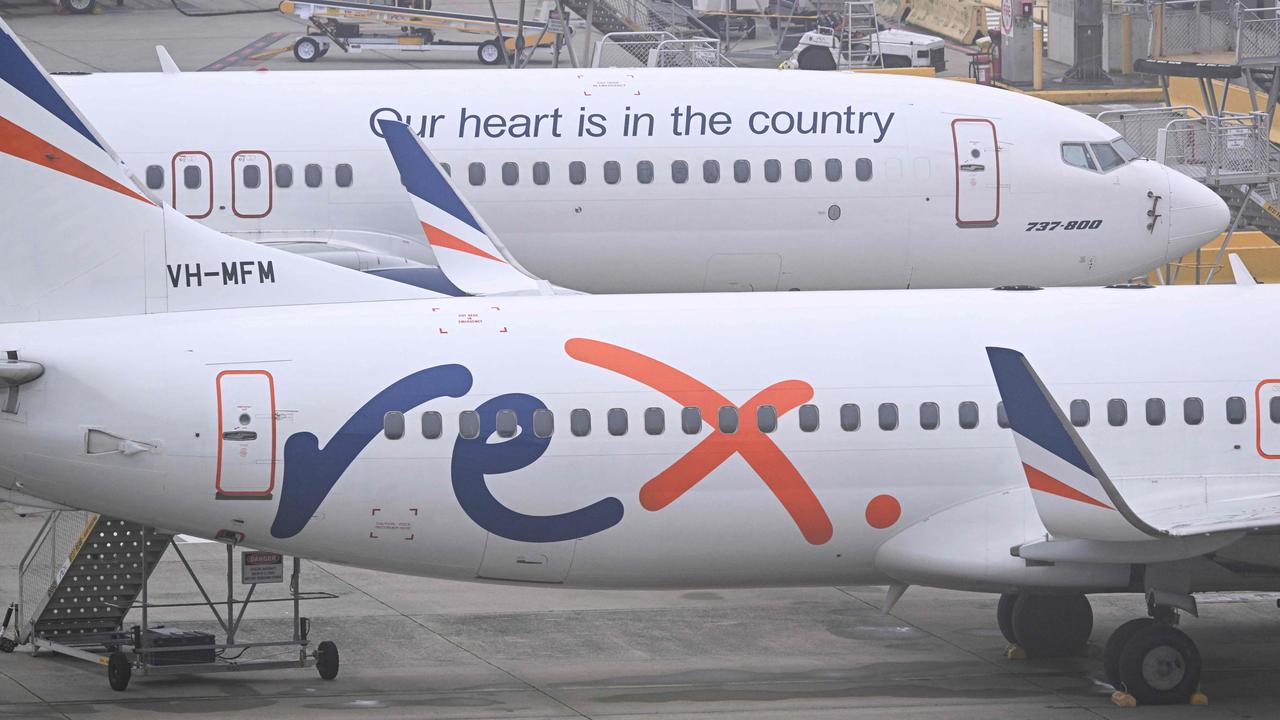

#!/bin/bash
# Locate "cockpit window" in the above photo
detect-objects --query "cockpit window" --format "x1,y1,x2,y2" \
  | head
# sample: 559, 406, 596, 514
1061, 143, 1096, 171
1113, 137, 1140, 162
1091, 142, 1125, 171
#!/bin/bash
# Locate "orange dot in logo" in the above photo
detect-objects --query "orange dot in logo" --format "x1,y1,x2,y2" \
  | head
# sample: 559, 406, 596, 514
865, 494, 901, 529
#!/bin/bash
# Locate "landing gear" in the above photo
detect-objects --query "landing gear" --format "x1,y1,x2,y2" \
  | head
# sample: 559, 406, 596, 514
1104, 617, 1202, 705
1000, 593, 1092, 657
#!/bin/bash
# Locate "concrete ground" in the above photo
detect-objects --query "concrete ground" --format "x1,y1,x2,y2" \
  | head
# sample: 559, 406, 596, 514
1, 511, 1280, 719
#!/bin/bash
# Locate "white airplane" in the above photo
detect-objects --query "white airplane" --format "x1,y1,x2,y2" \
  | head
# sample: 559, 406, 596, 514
50, 65, 1228, 293
2, 23, 1277, 707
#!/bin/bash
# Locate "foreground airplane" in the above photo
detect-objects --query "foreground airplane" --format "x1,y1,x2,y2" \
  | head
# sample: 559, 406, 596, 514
1, 23, 1275, 706
51, 65, 1228, 292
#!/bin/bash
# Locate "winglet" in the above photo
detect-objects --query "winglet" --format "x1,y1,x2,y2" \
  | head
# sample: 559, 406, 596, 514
986, 347, 1159, 541
378, 119, 554, 296
156, 45, 181, 73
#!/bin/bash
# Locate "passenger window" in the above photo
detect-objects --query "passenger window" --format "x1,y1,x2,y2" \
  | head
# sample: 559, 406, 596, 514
1227, 396, 1247, 424
825, 158, 842, 182
275, 163, 293, 188
878, 403, 898, 431
496, 409, 518, 438
1270, 396, 1280, 424
1061, 143, 1097, 171
1183, 397, 1204, 425
840, 403, 860, 431
1146, 398, 1166, 426
1090, 142, 1125, 171
335, 163, 353, 188
502, 162, 519, 186
671, 160, 689, 184
570, 408, 591, 436
644, 407, 664, 435
304, 163, 322, 188
421, 411, 442, 439
958, 401, 979, 429
533, 161, 550, 185
794, 159, 812, 182
604, 160, 621, 185
243, 164, 261, 190
919, 402, 939, 430
533, 408, 554, 438
145, 165, 164, 190
459, 410, 480, 439
383, 411, 405, 440
468, 162, 485, 186
734, 159, 750, 183
637, 160, 654, 184
703, 159, 720, 183
607, 408, 628, 436
764, 159, 781, 183
855, 158, 873, 181
1107, 399, 1127, 427
183, 165, 201, 190
718, 406, 738, 434
569, 161, 586, 185
1070, 399, 1090, 427
799, 404, 819, 432
682, 407, 702, 434
997, 401, 1009, 428
757, 404, 777, 433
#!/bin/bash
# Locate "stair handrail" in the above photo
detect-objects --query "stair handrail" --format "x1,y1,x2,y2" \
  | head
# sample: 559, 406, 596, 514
15, 510, 97, 643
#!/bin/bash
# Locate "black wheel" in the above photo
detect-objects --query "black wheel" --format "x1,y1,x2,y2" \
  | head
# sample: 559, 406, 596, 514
0, 637, 15, 653
1010, 593, 1092, 658
316, 640, 339, 680
477, 39, 504, 66
1116, 623, 1201, 705
796, 45, 837, 71
1103, 618, 1155, 689
107, 651, 131, 691
996, 593, 1019, 645
63, 0, 96, 13
293, 36, 322, 63
318, 44, 330, 58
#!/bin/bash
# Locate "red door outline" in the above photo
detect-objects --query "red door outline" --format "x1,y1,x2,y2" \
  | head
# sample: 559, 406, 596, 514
1255, 379, 1280, 459
215, 370, 277, 498
952, 118, 1001, 226
231, 150, 273, 219
171, 151, 214, 219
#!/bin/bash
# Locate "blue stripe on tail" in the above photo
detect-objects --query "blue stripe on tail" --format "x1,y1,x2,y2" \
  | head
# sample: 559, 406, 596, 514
378, 119, 483, 233
0, 29, 103, 150
986, 347, 1093, 477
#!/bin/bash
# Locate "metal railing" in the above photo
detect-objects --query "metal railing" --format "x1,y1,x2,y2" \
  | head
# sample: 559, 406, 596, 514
593, 31, 730, 66
16, 510, 97, 643
1236, 3, 1280, 64
1150, 0, 1236, 59
1159, 111, 1274, 182
1098, 106, 1204, 159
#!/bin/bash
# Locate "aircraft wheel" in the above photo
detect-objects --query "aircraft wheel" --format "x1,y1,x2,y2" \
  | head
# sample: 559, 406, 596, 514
478, 40, 504, 66
62, 0, 96, 13
796, 45, 837, 71
1103, 617, 1154, 689
294, 36, 322, 63
1116, 623, 1200, 705
316, 640, 339, 680
107, 651, 131, 691
1010, 593, 1092, 657
996, 593, 1019, 645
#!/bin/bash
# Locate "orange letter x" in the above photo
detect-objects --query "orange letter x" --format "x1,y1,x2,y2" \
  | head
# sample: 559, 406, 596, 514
565, 338, 833, 545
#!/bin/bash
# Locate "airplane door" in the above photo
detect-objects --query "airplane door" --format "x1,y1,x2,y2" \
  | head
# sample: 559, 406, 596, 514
1257, 380, 1280, 458
952, 119, 1000, 226
231, 151, 272, 219
215, 370, 277, 500
172, 151, 213, 219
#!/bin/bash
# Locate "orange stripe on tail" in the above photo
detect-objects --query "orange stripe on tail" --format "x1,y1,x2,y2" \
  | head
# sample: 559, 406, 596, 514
0, 116, 152, 205
421, 221, 505, 263
1023, 463, 1112, 510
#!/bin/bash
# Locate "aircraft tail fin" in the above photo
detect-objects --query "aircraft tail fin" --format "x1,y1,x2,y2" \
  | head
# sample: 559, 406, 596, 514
986, 347, 1155, 542
379, 119, 554, 296
0, 19, 431, 323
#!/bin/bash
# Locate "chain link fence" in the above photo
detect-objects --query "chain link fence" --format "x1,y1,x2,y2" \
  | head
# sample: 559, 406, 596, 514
17, 511, 97, 643
593, 31, 729, 66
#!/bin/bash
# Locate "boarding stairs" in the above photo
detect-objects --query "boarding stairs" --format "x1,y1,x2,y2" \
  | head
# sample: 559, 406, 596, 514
10, 512, 172, 646
561, 0, 717, 40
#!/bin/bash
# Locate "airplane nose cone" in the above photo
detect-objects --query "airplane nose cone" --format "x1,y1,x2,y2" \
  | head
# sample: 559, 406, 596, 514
1166, 168, 1230, 260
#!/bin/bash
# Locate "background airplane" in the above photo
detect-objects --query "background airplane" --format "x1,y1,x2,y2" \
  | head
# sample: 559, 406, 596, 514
51, 67, 1228, 293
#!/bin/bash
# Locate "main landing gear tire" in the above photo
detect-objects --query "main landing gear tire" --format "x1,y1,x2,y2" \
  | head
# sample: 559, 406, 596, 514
996, 593, 1019, 645
1103, 617, 1155, 689
1115, 623, 1201, 705
316, 640, 340, 680
477, 39, 504, 66
1009, 593, 1092, 657
107, 651, 131, 691
294, 36, 322, 63
796, 45, 837, 71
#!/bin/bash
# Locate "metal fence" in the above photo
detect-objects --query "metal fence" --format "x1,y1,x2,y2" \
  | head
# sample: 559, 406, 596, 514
1098, 106, 1204, 159
1236, 3, 1280, 63
17, 511, 97, 643
1150, 0, 1236, 58
593, 31, 729, 67
1100, 106, 1274, 183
